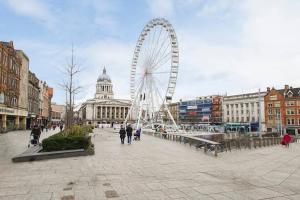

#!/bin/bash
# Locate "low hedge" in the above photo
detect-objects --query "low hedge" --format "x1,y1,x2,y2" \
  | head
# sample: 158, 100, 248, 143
42, 134, 90, 152
42, 125, 95, 152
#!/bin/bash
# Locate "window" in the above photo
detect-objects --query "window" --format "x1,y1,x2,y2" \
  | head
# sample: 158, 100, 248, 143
269, 116, 272, 120
287, 118, 295, 125
286, 109, 295, 115
268, 108, 272, 115
270, 95, 277, 100
286, 101, 295, 106
298, 109, 300, 115
241, 110, 244, 114
235, 104, 238, 108
298, 119, 300, 125
227, 111, 229, 115
268, 103, 272, 107
287, 91, 293, 97
247, 117, 250, 122
274, 101, 280, 107
241, 117, 244, 122
275, 108, 280, 115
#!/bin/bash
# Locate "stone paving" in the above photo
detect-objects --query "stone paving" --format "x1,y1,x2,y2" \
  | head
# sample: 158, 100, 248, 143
1, 128, 300, 200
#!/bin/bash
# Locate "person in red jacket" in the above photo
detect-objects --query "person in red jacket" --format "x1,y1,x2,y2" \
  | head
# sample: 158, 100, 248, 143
281, 133, 292, 147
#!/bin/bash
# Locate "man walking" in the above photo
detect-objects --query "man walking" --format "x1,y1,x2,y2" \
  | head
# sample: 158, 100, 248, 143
126, 124, 133, 144
119, 125, 126, 144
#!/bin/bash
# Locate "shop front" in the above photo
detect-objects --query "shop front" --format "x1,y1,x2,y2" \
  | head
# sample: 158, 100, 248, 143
0, 106, 27, 133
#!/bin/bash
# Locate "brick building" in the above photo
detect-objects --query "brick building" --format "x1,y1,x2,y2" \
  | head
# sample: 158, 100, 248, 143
264, 85, 300, 135
0, 41, 27, 132
211, 96, 222, 125
167, 102, 179, 124
27, 71, 40, 128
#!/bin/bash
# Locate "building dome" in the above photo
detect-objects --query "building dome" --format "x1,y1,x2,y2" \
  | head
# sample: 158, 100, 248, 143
97, 67, 111, 82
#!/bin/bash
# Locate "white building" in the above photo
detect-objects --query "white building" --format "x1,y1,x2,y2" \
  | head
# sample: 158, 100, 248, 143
79, 67, 131, 127
222, 91, 266, 131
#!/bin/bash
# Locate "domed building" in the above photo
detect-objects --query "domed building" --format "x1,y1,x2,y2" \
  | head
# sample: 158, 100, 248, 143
79, 67, 131, 127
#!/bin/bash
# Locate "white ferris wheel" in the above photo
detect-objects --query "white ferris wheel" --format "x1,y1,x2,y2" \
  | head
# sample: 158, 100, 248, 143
125, 18, 179, 131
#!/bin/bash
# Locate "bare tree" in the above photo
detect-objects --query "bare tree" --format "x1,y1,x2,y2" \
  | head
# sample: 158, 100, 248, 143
59, 45, 81, 128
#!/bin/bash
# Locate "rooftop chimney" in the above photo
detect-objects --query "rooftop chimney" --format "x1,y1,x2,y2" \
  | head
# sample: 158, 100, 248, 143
267, 87, 270, 92
284, 85, 289, 90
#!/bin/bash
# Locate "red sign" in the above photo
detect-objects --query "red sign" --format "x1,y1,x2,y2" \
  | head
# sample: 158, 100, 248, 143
188, 111, 197, 116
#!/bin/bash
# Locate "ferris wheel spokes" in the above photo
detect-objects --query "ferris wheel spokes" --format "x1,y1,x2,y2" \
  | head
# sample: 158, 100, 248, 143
125, 18, 179, 131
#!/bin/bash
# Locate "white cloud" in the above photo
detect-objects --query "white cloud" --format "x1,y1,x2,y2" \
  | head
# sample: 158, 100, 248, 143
172, 0, 300, 100
75, 39, 134, 103
6, 0, 55, 28
146, 0, 174, 17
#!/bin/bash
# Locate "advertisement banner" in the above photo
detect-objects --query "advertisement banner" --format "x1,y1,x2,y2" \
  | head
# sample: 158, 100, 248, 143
187, 105, 197, 110
188, 111, 197, 116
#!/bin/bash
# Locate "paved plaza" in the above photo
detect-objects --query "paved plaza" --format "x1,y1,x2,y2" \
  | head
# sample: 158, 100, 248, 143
1, 129, 300, 200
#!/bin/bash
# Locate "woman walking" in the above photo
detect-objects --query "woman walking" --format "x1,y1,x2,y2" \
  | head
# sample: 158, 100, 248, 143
119, 125, 126, 144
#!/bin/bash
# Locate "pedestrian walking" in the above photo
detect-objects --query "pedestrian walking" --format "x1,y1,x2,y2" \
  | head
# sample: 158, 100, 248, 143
126, 124, 133, 144
281, 133, 292, 147
59, 124, 64, 132
119, 125, 126, 144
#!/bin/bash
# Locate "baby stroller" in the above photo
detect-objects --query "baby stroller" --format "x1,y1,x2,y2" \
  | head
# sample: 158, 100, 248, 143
28, 126, 41, 148
133, 128, 141, 141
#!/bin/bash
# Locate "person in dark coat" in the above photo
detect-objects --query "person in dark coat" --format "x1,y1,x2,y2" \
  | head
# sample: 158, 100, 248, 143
119, 125, 126, 144
126, 124, 133, 144
31, 124, 41, 145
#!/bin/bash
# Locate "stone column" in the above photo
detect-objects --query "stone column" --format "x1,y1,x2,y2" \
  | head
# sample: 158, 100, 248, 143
100, 106, 103, 119
114, 107, 117, 119
21, 117, 26, 130
15, 116, 20, 129
249, 103, 252, 123
105, 107, 107, 119
123, 107, 126, 120
110, 107, 112, 119
2, 114, 7, 132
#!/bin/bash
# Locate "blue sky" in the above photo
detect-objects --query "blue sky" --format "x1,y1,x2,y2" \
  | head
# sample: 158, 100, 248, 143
1, 0, 300, 105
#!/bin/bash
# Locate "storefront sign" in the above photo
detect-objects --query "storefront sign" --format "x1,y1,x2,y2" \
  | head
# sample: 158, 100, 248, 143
0, 107, 15, 114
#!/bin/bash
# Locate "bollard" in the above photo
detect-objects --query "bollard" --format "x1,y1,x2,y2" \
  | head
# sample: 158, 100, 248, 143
204, 143, 208, 153
214, 145, 218, 157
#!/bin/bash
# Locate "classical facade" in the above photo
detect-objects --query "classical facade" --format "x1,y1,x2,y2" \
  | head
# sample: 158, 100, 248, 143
222, 91, 266, 132
79, 67, 131, 126
264, 85, 300, 135
0, 41, 27, 132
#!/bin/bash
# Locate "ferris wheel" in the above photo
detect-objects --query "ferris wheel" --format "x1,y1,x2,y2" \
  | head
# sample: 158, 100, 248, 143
125, 18, 179, 131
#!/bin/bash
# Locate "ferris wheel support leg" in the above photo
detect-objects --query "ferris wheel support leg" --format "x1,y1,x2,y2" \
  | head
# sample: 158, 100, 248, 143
164, 103, 179, 131
124, 104, 133, 126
